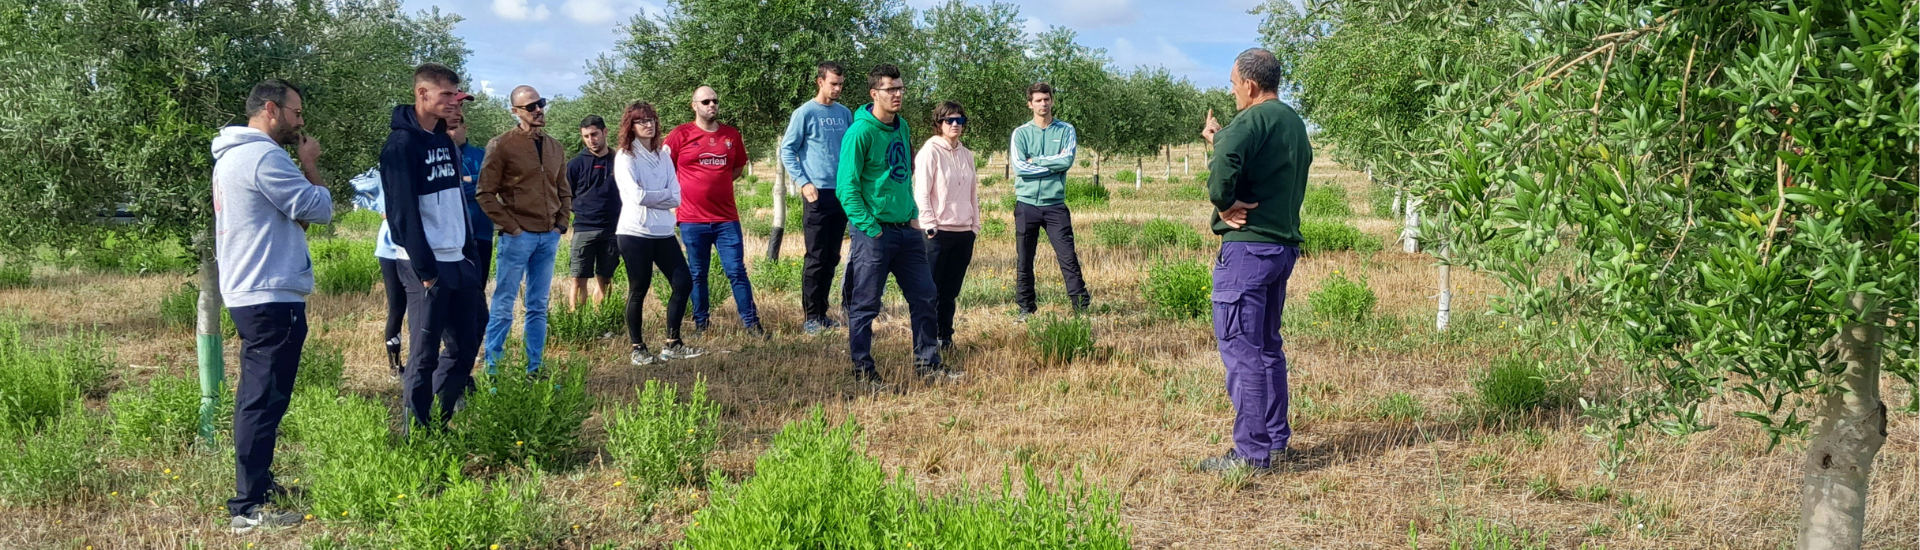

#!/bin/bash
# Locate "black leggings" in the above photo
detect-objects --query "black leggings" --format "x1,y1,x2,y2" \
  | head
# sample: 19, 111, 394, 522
618, 234, 693, 347
379, 257, 406, 344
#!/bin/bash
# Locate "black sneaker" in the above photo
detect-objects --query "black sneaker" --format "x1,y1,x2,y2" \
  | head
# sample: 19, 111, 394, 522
385, 337, 403, 376
231, 507, 303, 534
266, 481, 306, 502
822, 317, 843, 329
692, 322, 709, 335
937, 338, 956, 351
744, 324, 771, 341
1197, 451, 1269, 473
851, 369, 893, 392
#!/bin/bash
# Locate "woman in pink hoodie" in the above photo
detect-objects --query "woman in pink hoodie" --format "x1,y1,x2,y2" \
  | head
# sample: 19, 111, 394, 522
913, 100, 980, 350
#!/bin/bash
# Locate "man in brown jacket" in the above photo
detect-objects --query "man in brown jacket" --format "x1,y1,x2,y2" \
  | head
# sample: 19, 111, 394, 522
478, 84, 572, 375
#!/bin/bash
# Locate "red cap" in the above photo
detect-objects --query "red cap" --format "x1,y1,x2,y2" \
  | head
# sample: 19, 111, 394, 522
456, 91, 476, 102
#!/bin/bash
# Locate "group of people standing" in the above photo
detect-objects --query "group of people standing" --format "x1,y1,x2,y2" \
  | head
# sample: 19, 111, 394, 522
209, 48, 1310, 533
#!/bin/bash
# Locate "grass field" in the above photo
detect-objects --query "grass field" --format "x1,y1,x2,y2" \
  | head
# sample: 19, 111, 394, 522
0, 144, 1913, 549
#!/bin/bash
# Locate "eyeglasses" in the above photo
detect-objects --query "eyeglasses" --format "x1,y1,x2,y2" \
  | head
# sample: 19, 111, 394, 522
940, 117, 966, 126
517, 99, 548, 112
698, 99, 718, 106
872, 86, 906, 95
636, 118, 658, 126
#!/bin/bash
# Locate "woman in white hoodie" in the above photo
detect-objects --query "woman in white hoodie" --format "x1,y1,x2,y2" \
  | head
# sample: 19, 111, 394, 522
912, 100, 981, 350
613, 102, 703, 365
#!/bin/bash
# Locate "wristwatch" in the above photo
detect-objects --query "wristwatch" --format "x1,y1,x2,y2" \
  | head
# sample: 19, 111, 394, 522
926, 229, 937, 238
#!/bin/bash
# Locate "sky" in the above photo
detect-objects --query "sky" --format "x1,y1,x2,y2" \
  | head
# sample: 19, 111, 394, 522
398, 0, 1272, 99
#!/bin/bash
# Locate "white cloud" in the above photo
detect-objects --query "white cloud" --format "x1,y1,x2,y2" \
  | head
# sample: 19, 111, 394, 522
492, 0, 550, 21
1054, 0, 1138, 29
1111, 36, 1205, 74
561, 0, 616, 23
1022, 15, 1047, 36
479, 80, 498, 96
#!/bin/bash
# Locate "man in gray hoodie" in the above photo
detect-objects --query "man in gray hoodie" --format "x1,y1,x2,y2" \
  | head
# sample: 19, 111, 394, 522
211, 78, 333, 533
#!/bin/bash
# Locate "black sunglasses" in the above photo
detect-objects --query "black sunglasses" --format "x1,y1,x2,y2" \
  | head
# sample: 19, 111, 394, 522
517, 99, 548, 112
940, 116, 967, 126
698, 99, 718, 106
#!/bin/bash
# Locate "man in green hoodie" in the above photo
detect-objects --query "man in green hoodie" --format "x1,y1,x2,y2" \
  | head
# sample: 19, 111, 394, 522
837, 64, 954, 385
1009, 82, 1090, 319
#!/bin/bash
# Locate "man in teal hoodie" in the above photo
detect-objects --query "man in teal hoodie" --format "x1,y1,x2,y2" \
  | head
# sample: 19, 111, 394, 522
837, 63, 954, 385
1008, 82, 1090, 319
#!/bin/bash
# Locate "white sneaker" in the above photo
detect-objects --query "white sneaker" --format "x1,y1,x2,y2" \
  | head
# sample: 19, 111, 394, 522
231, 508, 303, 534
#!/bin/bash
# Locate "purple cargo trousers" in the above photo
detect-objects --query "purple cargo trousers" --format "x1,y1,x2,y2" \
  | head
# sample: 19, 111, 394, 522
1212, 241, 1299, 468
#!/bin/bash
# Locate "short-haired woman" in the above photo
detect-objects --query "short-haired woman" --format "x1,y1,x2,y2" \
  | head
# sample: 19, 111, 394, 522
613, 101, 703, 365
912, 100, 980, 351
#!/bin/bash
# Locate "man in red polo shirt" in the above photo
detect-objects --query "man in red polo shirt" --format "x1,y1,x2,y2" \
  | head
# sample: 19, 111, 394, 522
664, 85, 763, 337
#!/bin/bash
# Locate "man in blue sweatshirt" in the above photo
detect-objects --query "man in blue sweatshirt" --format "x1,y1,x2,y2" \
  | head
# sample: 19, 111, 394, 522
381, 63, 482, 431
780, 61, 855, 335
212, 79, 333, 533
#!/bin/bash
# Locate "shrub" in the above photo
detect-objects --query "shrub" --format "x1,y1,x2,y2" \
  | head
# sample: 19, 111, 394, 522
1299, 221, 1382, 254
335, 208, 383, 233
980, 174, 1002, 187
292, 390, 460, 523
1171, 183, 1208, 201
390, 472, 554, 550
1087, 220, 1135, 249
449, 366, 592, 469
1474, 355, 1552, 414
751, 256, 802, 294
75, 231, 192, 274
547, 296, 625, 343
1114, 169, 1137, 182
1137, 218, 1203, 253
1368, 184, 1396, 219
297, 339, 347, 393
1309, 273, 1377, 323
0, 314, 110, 430
980, 217, 1008, 238
605, 377, 721, 500
0, 404, 103, 504
311, 238, 379, 294
1064, 180, 1110, 209
110, 374, 220, 456
1028, 315, 1095, 363
0, 262, 28, 289
1301, 184, 1353, 219
1144, 261, 1211, 319
681, 410, 1131, 549
1193, 170, 1210, 183
158, 283, 235, 335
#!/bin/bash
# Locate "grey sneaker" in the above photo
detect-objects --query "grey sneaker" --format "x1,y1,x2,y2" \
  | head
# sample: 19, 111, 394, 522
1197, 451, 1269, 473
659, 342, 706, 361
231, 508, 303, 534
915, 363, 965, 382
630, 346, 660, 366
1015, 311, 1033, 324
803, 318, 828, 336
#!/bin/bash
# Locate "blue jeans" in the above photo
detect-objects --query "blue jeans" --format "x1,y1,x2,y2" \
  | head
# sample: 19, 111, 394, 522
845, 225, 940, 374
1212, 242, 1299, 467
679, 221, 759, 328
485, 230, 560, 373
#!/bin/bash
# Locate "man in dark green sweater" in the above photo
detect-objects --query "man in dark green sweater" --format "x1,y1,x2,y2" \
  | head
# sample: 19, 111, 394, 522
837, 63, 954, 385
1198, 48, 1313, 472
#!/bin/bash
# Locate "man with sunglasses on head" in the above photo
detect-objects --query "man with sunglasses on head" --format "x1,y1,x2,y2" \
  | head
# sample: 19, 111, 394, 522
477, 85, 573, 376
380, 63, 482, 432
666, 86, 764, 338
839, 64, 952, 386
779, 61, 854, 336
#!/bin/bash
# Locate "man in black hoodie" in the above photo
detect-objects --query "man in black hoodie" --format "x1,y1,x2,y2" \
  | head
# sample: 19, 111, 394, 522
380, 63, 481, 431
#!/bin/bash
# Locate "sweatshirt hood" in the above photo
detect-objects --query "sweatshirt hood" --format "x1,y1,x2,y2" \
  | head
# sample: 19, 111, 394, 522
211, 126, 279, 160
390, 104, 446, 134
922, 136, 960, 152
853, 103, 902, 132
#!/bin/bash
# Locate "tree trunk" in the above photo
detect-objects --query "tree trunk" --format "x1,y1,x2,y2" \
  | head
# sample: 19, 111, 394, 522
1434, 203, 1450, 331
1184, 154, 1189, 176
1135, 157, 1143, 190
1093, 151, 1101, 187
194, 241, 225, 445
1163, 145, 1171, 182
1401, 193, 1421, 253
767, 164, 786, 260
1003, 151, 1010, 182
1797, 292, 1888, 550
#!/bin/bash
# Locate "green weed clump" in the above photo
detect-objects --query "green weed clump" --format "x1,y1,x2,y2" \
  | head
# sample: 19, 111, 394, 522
1299, 221, 1382, 254
1171, 183, 1208, 201
1114, 169, 1137, 182
1309, 273, 1377, 323
334, 208, 383, 233
390, 472, 554, 550
449, 366, 592, 469
751, 257, 802, 294
547, 296, 625, 343
292, 390, 452, 522
109, 374, 219, 456
981, 217, 1008, 238
680, 410, 1131, 549
1367, 184, 1396, 219
1136, 219, 1203, 253
0, 262, 28, 289
1064, 179, 1110, 209
69, 231, 192, 274
158, 283, 236, 335
605, 377, 721, 500
297, 340, 347, 393
1143, 261, 1211, 319
1371, 392, 1427, 422
311, 238, 379, 294
1301, 184, 1353, 219
0, 404, 103, 504
1028, 315, 1096, 363
0, 314, 110, 430
1087, 220, 1135, 249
